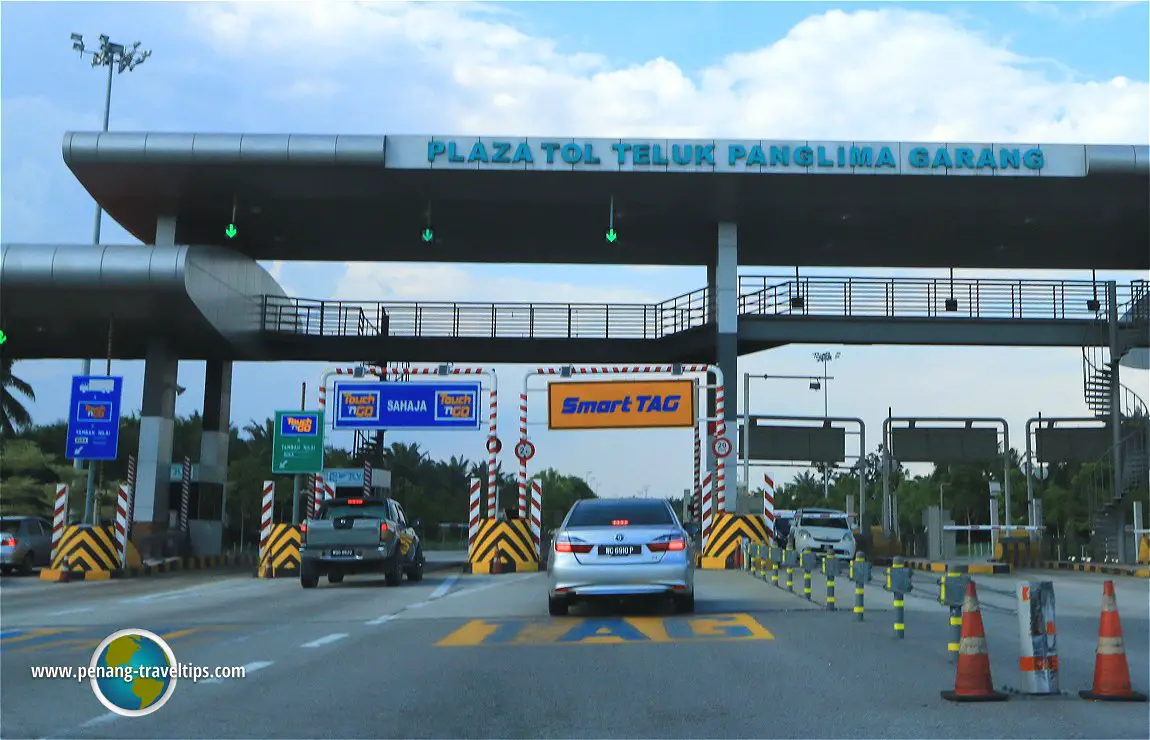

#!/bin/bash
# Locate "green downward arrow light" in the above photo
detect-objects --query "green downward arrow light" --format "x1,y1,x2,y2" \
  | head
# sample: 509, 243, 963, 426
225, 224, 237, 239
605, 228, 618, 243
421, 228, 434, 243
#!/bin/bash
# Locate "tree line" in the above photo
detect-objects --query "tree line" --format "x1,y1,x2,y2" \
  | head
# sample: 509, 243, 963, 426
0, 413, 602, 547
756, 446, 1148, 546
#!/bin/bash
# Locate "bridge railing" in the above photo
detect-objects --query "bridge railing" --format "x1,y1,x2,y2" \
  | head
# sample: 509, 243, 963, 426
262, 297, 381, 336
737, 275, 1135, 320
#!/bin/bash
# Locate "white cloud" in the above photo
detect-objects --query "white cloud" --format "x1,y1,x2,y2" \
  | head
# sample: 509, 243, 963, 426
331, 263, 662, 304
186, 3, 1148, 143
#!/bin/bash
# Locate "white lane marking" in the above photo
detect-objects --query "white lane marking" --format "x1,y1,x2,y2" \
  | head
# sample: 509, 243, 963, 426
120, 581, 243, 604
202, 660, 273, 684
444, 573, 538, 599
45, 607, 93, 617
366, 614, 397, 626
429, 575, 458, 600
300, 633, 348, 648
406, 601, 429, 609
79, 713, 119, 728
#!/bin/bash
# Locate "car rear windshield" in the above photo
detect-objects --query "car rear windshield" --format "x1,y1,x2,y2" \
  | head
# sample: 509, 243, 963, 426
566, 502, 675, 527
321, 504, 389, 520
799, 515, 850, 529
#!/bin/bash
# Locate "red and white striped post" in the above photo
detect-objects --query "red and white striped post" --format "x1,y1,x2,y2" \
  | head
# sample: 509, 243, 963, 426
114, 484, 131, 568
763, 472, 777, 544
487, 387, 499, 518
701, 471, 715, 549
518, 390, 529, 519
521, 365, 726, 512
693, 420, 702, 520
126, 454, 137, 541
363, 460, 373, 497
311, 473, 324, 518
714, 375, 728, 512
529, 479, 543, 557
180, 457, 192, 532
259, 481, 275, 564
468, 477, 482, 554
50, 484, 68, 563
318, 364, 500, 515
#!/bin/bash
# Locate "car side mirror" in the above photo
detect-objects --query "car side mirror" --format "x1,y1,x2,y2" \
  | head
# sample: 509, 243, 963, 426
411, 518, 421, 528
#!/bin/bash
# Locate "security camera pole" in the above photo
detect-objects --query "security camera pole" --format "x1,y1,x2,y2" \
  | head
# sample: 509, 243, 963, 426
70, 33, 152, 523
812, 351, 842, 499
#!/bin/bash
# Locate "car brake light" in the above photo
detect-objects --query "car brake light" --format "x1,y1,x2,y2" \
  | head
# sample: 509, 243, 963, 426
1, 535, 16, 547
647, 535, 686, 552
380, 522, 390, 536
299, 521, 307, 544
611, 519, 629, 526
347, 499, 364, 505
555, 535, 592, 554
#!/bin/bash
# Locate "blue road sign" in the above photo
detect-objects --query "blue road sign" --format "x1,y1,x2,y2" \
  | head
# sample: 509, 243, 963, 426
66, 375, 123, 461
332, 381, 482, 431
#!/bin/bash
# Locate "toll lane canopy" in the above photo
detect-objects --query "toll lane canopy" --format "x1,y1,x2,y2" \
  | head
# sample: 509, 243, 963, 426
63, 133, 1149, 269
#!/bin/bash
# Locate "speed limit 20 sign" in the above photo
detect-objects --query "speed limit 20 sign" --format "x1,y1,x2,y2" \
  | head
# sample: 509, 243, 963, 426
711, 436, 733, 459
515, 439, 536, 462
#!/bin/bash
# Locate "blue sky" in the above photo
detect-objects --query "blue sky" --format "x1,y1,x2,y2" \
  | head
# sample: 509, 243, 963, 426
2, 1, 1148, 501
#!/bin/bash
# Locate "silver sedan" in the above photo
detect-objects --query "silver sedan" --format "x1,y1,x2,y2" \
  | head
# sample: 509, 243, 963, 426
547, 498, 694, 615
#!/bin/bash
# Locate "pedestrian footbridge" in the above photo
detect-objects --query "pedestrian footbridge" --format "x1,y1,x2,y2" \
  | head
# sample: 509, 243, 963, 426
258, 275, 1150, 362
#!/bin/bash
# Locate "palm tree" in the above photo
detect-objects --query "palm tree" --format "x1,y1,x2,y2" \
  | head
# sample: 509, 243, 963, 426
0, 358, 35, 438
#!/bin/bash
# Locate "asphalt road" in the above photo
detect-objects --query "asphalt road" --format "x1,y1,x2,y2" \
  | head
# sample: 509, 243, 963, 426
2, 560, 1147, 739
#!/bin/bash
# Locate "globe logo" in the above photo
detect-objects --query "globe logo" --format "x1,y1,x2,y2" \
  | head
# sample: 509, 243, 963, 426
89, 629, 178, 717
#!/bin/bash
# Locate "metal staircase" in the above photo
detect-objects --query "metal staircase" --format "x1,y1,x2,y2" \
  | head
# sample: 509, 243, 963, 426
1084, 280, 1150, 562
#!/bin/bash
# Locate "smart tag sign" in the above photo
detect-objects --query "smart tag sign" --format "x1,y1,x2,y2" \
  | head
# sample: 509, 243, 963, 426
272, 411, 325, 473
66, 375, 123, 461
333, 381, 482, 431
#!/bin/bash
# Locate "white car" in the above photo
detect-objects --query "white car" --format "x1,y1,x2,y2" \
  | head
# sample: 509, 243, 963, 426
787, 508, 856, 559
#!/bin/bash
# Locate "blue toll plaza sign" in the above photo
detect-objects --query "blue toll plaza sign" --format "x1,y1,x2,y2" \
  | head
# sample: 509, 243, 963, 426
332, 381, 482, 431
66, 375, 123, 461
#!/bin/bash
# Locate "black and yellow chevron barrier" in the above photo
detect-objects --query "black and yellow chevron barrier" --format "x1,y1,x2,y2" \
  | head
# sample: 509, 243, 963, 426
701, 513, 770, 570
258, 524, 302, 578
467, 519, 539, 575
40, 525, 260, 582
39, 525, 141, 581
1006, 559, 1150, 578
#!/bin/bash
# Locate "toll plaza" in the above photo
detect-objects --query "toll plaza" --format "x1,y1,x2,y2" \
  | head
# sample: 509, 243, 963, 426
1, 133, 1147, 565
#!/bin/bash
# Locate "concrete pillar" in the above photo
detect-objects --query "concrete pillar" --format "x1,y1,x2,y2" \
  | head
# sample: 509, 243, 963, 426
155, 214, 177, 248
706, 222, 739, 513
199, 360, 233, 519
1107, 281, 1126, 563
134, 340, 178, 533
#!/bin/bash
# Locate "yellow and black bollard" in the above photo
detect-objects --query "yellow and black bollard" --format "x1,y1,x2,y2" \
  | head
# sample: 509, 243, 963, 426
884, 555, 912, 639
769, 546, 780, 588
825, 557, 838, 611
801, 550, 815, 601
850, 553, 869, 622
785, 547, 795, 593
937, 569, 968, 663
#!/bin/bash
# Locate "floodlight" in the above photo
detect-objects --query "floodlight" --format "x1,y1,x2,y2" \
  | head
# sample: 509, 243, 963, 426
810, 380, 821, 391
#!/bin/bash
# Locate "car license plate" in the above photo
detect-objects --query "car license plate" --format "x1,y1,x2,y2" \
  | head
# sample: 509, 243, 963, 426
599, 545, 641, 557
329, 548, 356, 557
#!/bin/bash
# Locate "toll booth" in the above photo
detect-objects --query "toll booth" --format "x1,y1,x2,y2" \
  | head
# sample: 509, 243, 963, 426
322, 468, 393, 498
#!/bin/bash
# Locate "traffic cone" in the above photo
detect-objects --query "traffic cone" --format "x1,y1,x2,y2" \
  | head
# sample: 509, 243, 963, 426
490, 547, 503, 575
941, 580, 1008, 702
1079, 580, 1148, 702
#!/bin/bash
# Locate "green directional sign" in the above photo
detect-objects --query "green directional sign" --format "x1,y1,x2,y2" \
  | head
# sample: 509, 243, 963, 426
272, 410, 325, 474
421, 228, 434, 242
225, 224, 237, 238
605, 228, 618, 243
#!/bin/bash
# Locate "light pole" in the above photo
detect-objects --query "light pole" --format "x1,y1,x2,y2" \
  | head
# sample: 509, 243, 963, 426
70, 33, 152, 523
811, 351, 841, 498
